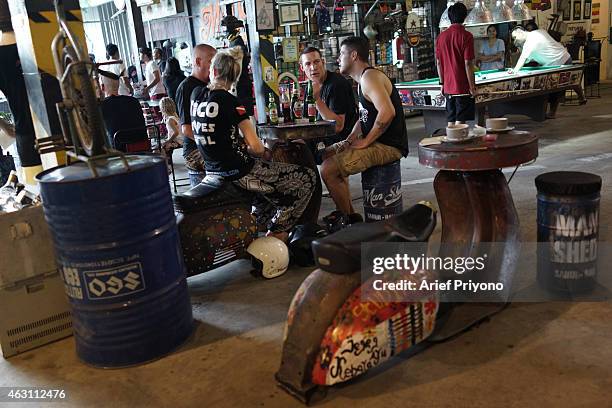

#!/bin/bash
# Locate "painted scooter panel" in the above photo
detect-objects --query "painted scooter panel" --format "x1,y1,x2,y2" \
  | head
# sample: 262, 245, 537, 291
312, 272, 438, 385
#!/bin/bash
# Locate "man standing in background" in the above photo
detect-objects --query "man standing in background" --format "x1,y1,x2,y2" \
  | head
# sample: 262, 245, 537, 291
153, 47, 167, 75
140, 46, 167, 100
175, 44, 216, 186
435, 2, 477, 126
104, 43, 133, 96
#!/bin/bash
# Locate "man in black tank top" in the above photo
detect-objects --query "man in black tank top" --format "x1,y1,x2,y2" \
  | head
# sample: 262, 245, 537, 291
320, 36, 407, 219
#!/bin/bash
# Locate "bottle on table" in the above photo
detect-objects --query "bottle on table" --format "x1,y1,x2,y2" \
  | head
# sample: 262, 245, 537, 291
306, 80, 317, 123
292, 86, 303, 120
268, 93, 279, 125
280, 87, 292, 124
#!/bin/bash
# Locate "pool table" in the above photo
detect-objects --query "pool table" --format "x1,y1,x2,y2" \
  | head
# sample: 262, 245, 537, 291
396, 65, 585, 134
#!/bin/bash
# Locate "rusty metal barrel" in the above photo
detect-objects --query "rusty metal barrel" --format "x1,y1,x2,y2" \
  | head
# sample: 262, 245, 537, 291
37, 155, 193, 367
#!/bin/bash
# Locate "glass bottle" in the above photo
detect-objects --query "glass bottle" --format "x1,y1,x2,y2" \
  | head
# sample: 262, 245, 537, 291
268, 93, 279, 125
292, 86, 303, 120
280, 87, 292, 124
306, 81, 317, 123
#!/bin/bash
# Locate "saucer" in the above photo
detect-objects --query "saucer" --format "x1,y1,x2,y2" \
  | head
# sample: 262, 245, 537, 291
485, 126, 515, 133
442, 134, 482, 143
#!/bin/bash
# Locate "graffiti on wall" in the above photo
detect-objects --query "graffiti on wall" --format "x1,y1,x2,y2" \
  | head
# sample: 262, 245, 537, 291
200, 0, 248, 44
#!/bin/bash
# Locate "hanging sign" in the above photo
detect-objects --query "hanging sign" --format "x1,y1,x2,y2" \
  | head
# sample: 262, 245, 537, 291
405, 13, 421, 33
282, 37, 299, 62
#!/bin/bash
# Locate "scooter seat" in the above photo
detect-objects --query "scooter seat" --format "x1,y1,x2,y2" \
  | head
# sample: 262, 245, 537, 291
312, 203, 437, 274
173, 175, 251, 214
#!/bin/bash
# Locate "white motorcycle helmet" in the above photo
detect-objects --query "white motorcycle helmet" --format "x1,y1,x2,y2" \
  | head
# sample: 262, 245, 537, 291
247, 236, 289, 279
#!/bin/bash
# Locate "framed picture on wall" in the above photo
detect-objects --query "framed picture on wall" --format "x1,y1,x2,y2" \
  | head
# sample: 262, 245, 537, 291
583, 0, 592, 19
255, 0, 275, 31
278, 1, 302, 26
573, 0, 582, 20
562, 5, 571, 20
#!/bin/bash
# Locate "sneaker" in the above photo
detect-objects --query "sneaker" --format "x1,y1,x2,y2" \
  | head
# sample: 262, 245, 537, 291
324, 211, 363, 234
322, 210, 343, 225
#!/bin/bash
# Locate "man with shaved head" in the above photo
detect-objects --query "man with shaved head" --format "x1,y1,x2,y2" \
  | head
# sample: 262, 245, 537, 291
175, 43, 216, 185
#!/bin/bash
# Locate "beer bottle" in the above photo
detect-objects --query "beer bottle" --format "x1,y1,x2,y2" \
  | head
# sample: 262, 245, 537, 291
292, 86, 303, 120
268, 93, 279, 125
280, 87, 292, 124
306, 81, 317, 123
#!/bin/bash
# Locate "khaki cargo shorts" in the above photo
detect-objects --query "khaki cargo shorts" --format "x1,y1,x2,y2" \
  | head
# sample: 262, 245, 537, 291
333, 142, 402, 178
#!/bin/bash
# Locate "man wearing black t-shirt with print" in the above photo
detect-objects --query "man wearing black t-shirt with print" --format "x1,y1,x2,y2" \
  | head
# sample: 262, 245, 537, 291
175, 43, 216, 186
300, 46, 357, 164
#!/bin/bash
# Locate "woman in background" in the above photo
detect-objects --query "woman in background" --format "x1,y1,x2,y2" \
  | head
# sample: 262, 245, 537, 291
478, 25, 505, 71
159, 97, 183, 158
162, 57, 186, 102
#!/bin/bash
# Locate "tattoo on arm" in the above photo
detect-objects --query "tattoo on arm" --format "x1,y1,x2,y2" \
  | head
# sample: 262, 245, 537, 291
375, 119, 391, 132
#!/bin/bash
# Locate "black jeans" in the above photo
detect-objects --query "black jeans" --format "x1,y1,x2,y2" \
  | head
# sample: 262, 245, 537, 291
0, 44, 40, 167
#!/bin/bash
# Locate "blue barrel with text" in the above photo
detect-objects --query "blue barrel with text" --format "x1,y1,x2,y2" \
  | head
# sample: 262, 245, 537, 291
361, 160, 403, 222
37, 155, 193, 367
536, 172, 601, 294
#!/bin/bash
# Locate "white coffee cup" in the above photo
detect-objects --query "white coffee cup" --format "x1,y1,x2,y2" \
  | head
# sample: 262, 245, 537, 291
446, 124, 469, 140
486, 118, 508, 130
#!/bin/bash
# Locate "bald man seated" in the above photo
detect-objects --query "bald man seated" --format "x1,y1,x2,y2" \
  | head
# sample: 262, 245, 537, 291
100, 73, 146, 150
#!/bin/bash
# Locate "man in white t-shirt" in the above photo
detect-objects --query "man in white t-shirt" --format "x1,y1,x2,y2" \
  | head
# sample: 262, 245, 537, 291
510, 27, 571, 72
510, 26, 586, 118
139, 47, 167, 100
105, 43, 133, 96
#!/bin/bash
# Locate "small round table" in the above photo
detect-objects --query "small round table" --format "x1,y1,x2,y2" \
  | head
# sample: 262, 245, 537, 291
257, 120, 336, 224
418, 131, 538, 339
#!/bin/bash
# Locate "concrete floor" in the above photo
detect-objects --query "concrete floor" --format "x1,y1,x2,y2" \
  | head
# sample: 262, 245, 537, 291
2, 85, 612, 407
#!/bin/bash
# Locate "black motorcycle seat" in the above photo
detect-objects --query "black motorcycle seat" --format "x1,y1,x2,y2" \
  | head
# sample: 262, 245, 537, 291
312, 203, 437, 274
173, 177, 251, 214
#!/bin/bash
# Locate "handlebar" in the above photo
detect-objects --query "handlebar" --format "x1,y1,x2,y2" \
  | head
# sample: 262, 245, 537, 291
54, 0, 88, 63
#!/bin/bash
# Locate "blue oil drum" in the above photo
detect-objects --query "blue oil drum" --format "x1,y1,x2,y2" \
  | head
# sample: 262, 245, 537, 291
36, 155, 193, 367
361, 160, 403, 222
536, 171, 601, 294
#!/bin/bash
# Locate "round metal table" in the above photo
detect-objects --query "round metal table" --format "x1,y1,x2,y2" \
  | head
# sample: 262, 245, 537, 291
418, 130, 538, 339
257, 120, 336, 224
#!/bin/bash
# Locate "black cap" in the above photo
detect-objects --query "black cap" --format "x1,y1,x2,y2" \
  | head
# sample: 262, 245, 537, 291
221, 15, 244, 29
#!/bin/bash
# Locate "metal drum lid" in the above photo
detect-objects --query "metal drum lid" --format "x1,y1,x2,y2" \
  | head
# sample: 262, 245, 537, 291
36, 155, 163, 183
